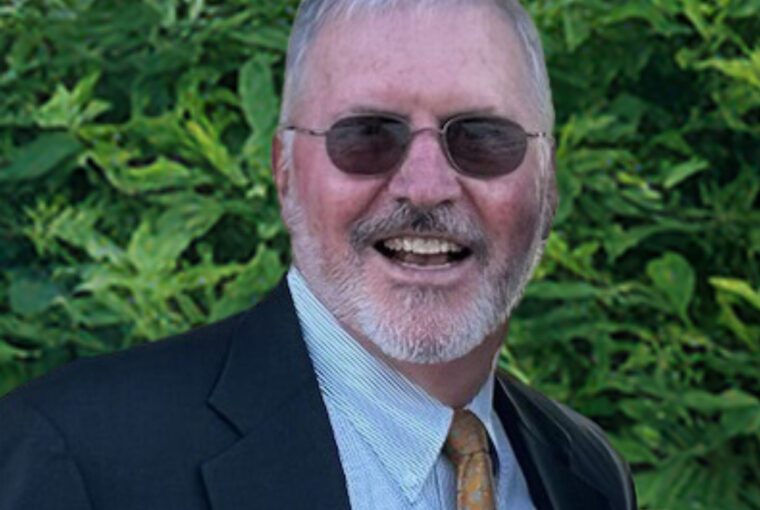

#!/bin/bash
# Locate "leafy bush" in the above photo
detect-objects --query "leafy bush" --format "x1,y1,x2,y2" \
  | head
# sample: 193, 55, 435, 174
0, 1, 758, 508
506, 1, 760, 508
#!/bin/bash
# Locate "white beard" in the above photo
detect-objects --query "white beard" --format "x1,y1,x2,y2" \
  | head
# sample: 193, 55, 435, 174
282, 187, 545, 364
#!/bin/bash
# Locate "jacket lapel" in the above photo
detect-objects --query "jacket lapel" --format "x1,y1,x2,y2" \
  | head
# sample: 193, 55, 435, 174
201, 281, 351, 510
495, 375, 612, 510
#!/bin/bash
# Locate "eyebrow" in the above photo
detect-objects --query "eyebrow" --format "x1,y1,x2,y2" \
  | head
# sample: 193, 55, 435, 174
445, 107, 501, 119
340, 105, 509, 122
342, 105, 410, 120
448, 106, 498, 117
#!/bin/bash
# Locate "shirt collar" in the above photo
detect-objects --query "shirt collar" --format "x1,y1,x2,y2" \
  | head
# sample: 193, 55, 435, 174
287, 267, 498, 503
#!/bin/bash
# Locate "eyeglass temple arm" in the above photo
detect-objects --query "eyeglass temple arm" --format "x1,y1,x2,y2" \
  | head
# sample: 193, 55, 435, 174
527, 132, 555, 148
281, 125, 329, 137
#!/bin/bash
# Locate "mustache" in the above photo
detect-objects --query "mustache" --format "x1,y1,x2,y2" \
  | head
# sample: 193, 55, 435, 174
349, 202, 487, 256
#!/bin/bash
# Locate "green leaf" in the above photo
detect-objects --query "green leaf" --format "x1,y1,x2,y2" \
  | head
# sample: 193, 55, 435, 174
239, 53, 279, 170
680, 389, 758, 413
600, 1, 684, 35
33, 72, 109, 129
603, 221, 699, 262
0, 342, 36, 363
562, 8, 591, 52
710, 277, 760, 311
608, 434, 658, 464
232, 26, 290, 52
662, 158, 709, 189
127, 198, 224, 275
209, 245, 285, 321
100, 156, 211, 194
682, 0, 712, 38
695, 50, 760, 89
720, 407, 760, 438
8, 272, 62, 317
48, 207, 126, 265
649, 130, 693, 156
525, 281, 602, 300
185, 120, 248, 186
713, 292, 757, 349
60, 296, 128, 328
646, 252, 695, 320
0, 132, 82, 183
553, 162, 581, 225
239, 54, 278, 136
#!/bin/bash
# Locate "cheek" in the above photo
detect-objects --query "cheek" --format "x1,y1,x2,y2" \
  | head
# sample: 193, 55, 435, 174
291, 142, 383, 243
472, 167, 544, 252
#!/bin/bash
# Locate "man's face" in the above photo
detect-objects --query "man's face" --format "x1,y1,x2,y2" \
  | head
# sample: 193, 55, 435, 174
276, 4, 553, 363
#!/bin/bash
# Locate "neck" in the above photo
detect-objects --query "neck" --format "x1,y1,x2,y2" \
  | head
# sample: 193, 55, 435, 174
353, 324, 508, 408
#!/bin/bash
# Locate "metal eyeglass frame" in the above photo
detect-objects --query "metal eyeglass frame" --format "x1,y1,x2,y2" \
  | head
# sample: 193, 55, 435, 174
280, 113, 551, 177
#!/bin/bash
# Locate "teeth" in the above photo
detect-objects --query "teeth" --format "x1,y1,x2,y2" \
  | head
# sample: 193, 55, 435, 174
382, 237, 464, 255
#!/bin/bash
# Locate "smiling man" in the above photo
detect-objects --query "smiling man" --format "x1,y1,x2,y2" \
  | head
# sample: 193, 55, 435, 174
276, 1, 552, 402
0, 1, 635, 509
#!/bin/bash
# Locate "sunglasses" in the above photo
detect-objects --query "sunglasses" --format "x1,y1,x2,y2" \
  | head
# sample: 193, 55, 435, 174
282, 114, 548, 178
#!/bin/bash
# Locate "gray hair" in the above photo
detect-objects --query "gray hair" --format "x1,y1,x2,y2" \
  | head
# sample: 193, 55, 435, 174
278, 0, 554, 132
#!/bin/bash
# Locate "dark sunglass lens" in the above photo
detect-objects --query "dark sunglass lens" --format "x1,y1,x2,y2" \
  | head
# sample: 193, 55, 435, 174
446, 118, 528, 177
325, 116, 408, 175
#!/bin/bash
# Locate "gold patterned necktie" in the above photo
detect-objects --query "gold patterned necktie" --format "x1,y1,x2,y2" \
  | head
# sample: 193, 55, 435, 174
444, 409, 496, 510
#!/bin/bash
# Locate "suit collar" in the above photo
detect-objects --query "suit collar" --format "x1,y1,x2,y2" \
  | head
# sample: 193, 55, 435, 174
202, 280, 351, 510
495, 374, 612, 510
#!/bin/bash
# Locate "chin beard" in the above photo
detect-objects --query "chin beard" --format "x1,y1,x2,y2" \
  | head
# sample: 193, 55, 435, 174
334, 240, 543, 364
290, 233, 544, 365
352, 283, 504, 364
284, 194, 545, 365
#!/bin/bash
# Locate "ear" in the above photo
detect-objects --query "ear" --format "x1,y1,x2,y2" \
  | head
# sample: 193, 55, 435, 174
271, 132, 289, 206
541, 143, 558, 241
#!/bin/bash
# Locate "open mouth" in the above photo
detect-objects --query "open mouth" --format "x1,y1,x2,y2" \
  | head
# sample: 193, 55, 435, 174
374, 236, 472, 267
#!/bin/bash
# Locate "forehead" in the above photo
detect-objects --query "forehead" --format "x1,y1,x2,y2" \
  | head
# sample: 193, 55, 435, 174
299, 4, 534, 123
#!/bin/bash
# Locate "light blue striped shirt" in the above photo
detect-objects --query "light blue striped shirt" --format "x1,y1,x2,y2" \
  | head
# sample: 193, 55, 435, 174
288, 268, 535, 509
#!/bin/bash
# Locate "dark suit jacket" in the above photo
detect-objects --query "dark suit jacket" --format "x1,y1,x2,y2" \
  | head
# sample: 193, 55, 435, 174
0, 281, 636, 510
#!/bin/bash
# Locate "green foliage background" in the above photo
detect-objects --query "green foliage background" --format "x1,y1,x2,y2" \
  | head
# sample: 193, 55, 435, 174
0, 1, 758, 508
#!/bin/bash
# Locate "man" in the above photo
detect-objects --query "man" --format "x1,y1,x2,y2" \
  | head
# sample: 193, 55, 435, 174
0, 1, 636, 509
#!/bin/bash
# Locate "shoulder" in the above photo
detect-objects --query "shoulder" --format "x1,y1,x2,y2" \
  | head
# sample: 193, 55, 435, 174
0, 282, 303, 507
0, 392, 96, 509
504, 375, 622, 459
0, 305, 263, 458
4, 308, 248, 411
498, 373, 637, 509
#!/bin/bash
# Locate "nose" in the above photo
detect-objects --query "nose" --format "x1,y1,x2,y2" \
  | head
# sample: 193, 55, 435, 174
387, 128, 462, 207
